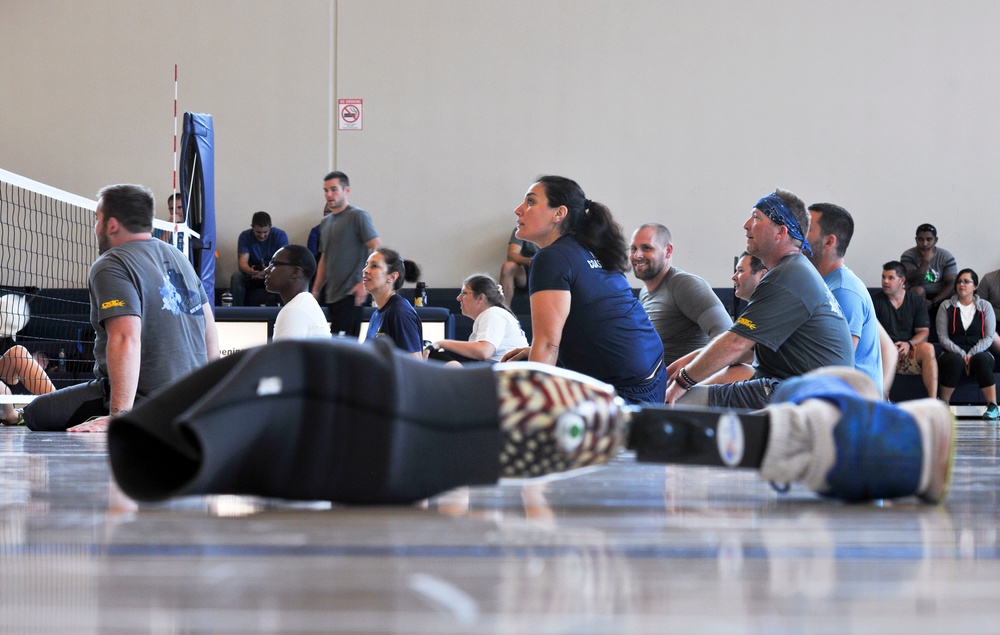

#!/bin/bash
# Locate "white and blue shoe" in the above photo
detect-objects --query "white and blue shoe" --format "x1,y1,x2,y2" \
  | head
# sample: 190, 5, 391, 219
762, 367, 954, 503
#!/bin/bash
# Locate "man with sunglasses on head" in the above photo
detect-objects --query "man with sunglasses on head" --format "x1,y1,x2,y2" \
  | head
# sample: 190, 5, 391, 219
664, 189, 853, 409
265, 245, 331, 341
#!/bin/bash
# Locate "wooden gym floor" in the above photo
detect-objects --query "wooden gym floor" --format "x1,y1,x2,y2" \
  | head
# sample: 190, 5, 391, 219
1, 419, 998, 634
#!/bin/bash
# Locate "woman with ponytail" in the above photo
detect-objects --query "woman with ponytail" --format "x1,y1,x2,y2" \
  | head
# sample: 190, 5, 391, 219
500, 176, 665, 404
427, 273, 528, 364
362, 247, 423, 358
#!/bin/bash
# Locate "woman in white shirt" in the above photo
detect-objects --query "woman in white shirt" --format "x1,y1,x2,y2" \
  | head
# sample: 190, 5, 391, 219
428, 274, 528, 363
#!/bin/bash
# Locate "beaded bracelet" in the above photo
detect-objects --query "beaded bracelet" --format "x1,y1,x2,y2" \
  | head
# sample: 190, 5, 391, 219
678, 367, 699, 390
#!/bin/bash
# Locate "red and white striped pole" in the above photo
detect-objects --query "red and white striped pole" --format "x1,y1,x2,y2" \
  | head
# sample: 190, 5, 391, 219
172, 64, 179, 229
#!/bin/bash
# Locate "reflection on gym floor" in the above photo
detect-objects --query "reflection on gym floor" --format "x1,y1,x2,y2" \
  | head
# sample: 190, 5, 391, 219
2, 422, 999, 634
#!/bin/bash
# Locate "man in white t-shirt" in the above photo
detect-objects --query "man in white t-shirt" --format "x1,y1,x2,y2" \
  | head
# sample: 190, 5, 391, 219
265, 245, 331, 341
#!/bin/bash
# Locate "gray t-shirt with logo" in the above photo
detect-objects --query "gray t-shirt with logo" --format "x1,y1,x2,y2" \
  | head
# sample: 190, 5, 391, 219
89, 238, 208, 398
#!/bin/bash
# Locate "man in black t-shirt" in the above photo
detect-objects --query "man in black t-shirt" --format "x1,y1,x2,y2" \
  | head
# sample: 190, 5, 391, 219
873, 261, 938, 399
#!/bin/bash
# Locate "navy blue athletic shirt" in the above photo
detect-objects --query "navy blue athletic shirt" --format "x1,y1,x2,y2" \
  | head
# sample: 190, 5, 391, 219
529, 235, 663, 387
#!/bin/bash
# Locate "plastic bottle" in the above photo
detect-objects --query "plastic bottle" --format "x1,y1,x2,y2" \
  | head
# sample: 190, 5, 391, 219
58, 347, 66, 369
221, 290, 233, 307
415, 282, 428, 307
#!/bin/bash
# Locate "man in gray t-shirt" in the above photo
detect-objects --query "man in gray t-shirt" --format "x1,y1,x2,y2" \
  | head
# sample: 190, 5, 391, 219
900, 223, 957, 309
664, 189, 853, 410
24, 184, 219, 432
311, 171, 381, 336
630, 223, 731, 366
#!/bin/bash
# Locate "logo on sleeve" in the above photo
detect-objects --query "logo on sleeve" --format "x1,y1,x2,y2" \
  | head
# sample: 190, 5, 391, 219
101, 299, 126, 310
736, 316, 756, 330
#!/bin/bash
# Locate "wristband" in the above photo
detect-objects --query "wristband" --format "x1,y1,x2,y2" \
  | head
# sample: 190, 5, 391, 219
677, 367, 699, 391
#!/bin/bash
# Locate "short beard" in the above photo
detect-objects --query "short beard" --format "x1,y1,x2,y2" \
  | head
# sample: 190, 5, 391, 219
632, 261, 663, 281
97, 221, 111, 255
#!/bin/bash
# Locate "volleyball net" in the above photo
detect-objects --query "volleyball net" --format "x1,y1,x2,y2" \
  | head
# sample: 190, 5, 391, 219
0, 168, 197, 404
1, 168, 96, 397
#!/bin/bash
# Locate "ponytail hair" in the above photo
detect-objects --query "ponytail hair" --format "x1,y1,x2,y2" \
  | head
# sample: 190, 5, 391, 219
535, 175, 629, 273
374, 246, 421, 292
463, 273, 515, 316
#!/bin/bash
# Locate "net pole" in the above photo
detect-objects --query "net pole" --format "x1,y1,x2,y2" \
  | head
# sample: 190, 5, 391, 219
172, 64, 179, 231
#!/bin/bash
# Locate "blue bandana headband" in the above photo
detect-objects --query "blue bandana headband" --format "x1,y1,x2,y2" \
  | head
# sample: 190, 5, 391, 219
755, 193, 812, 257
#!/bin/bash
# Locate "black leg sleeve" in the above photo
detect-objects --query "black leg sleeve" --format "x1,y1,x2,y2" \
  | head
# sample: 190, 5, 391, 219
108, 339, 501, 504
970, 351, 996, 388
23, 379, 108, 431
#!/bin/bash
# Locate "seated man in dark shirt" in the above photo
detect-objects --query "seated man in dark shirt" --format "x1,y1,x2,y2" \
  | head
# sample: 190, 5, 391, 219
873, 261, 938, 399
231, 211, 289, 306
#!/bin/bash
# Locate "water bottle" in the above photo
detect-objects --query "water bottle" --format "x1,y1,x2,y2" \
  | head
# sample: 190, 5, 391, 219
221, 290, 233, 307
58, 347, 66, 369
415, 282, 428, 307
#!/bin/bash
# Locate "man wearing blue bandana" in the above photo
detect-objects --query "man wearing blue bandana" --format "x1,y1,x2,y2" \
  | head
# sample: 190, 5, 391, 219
664, 189, 854, 409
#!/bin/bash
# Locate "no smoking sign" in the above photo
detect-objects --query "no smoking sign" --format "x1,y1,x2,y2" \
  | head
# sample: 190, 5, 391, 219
338, 98, 363, 130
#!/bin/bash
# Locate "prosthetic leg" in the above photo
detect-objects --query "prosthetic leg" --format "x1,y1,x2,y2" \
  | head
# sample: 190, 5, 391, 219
107, 339, 954, 505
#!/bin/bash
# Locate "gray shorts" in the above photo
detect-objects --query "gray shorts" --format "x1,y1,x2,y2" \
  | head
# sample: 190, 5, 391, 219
681, 377, 782, 410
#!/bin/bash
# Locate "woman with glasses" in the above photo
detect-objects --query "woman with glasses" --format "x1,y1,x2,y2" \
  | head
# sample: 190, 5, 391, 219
265, 245, 331, 341
500, 176, 665, 404
427, 274, 528, 364
362, 247, 423, 358
936, 268, 999, 419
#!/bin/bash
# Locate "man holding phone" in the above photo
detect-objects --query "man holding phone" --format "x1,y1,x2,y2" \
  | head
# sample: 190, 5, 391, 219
231, 211, 289, 306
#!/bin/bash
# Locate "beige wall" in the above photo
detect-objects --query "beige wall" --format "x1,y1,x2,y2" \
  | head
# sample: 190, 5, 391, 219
3, 0, 999, 289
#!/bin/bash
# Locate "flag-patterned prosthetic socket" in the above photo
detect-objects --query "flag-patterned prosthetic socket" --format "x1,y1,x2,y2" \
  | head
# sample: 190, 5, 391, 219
494, 364, 628, 478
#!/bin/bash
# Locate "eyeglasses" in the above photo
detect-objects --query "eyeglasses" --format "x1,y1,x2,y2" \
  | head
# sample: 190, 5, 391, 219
957, 279, 976, 285
457, 291, 473, 297
267, 261, 297, 268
